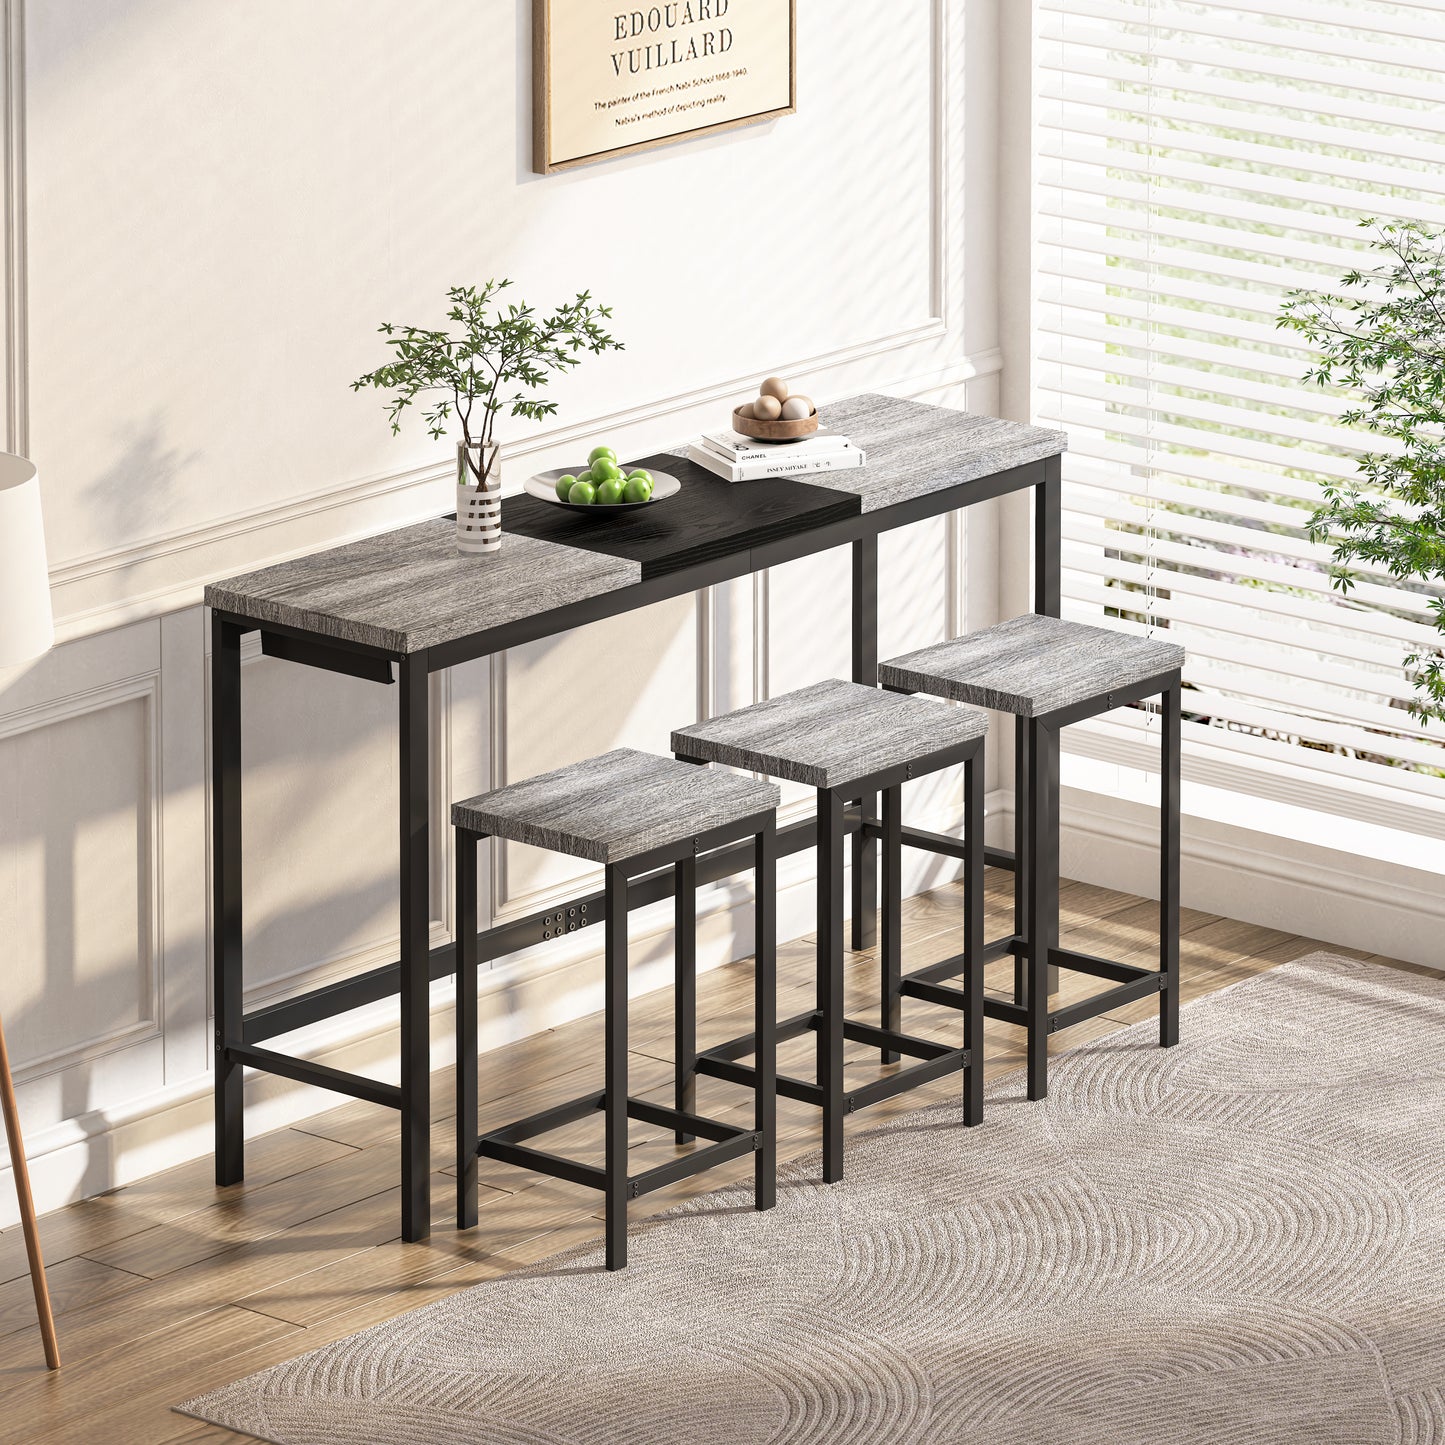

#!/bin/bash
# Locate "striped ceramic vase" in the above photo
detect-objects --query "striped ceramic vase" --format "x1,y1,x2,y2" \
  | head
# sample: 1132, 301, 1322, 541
456, 441, 501, 554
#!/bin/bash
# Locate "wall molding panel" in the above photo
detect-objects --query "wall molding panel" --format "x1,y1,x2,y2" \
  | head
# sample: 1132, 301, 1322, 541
0, 670, 162, 1082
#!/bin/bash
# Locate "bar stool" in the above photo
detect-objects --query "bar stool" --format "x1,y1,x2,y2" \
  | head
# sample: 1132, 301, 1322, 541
881, 614, 1184, 1101
452, 748, 780, 1271
673, 678, 989, 1184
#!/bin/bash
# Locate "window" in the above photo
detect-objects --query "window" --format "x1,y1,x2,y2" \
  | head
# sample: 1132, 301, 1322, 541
1034, 0, 1445, 838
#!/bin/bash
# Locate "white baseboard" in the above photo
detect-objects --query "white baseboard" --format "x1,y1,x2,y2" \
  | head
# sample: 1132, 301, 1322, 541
1, 797, 990, 1227
1013, 784, 1445, 972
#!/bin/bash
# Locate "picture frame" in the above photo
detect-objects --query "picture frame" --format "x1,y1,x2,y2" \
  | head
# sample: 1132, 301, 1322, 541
533, 0, 797, 175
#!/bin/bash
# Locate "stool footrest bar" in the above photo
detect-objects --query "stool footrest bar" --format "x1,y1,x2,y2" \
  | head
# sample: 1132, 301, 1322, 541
1047, 973, 1165, 1032
625, 1098, 740, 1144
1050, 947, 1155, 986
982, 995, 1029, 1026
485, 1090, 605, 1145
696, 1053, 826, 1105
703, 1010, 818, 1065
696, 1017, 968, 1115
841, 1018, 955, 1061
628, 1130, 760, 1199
477, 1094, 758, 1196
477, 1139, 609, 1192
848, 1049, 969, 1111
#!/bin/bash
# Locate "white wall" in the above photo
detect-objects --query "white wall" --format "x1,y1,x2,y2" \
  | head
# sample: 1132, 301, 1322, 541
0, 0, 1008, 1223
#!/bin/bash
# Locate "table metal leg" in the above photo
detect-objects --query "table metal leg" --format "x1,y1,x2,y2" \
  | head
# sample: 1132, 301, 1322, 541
851, 534, 879, 950
1034, 454, 1062, 619
399, 654, 431, 1243
212, 614, 245, 1188
456, 828, 479, 1231
1160, 679, 1182, 1048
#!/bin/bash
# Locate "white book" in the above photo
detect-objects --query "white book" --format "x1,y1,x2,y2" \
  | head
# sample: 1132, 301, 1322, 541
698, 428, 853, 463
686, 442, 867, 483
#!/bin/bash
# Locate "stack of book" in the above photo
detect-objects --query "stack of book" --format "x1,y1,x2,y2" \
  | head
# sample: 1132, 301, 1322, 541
685, 428, 866, 482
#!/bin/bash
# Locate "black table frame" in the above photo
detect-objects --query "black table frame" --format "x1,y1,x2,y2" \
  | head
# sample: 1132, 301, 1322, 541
210, 454, 1061, 1241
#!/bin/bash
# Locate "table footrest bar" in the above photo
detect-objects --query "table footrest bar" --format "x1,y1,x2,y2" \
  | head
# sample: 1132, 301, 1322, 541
1050, 947, 1155, 986
628, 1130, 761, 1199
847, 1049, 969, 1111
477, 1138, 608, 1192
485, 1090, 605, 1145
1049, 973, 1165, 1032
224, 1043, 403, 1111
841, 1018, 956, 1061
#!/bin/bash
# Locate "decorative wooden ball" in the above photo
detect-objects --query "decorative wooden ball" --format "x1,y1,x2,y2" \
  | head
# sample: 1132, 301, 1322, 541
759, 376, 789, 402
753, 394, 783, 421
780, 395, 813, 421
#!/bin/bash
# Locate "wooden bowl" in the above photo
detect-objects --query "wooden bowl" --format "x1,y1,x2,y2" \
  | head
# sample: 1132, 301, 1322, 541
732, 406, 819, 441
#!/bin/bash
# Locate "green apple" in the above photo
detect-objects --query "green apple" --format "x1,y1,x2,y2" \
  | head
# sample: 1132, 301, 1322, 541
588, 445, 618, 466
595, 477, 626, 504
590, 458, 623, 484
626, 468, 653, 486
567, 478, 597, 505
623, 475, 653, 504
554, 472, 578, 501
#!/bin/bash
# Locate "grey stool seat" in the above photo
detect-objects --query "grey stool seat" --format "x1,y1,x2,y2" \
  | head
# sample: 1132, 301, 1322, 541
672, 677, 988, 789
453, 747, 779, 863
452, 748, 780, 1271
881, 613, 1185, 719
881, 614, 1183, 1103
673, 680, 990, 1183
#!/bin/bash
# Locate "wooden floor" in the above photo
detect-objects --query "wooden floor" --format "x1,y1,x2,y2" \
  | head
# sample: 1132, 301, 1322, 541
0, 870, 1426, 1444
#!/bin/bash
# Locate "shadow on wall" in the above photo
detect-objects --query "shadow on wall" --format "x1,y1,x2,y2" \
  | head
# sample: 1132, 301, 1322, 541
81, 412, 199, 558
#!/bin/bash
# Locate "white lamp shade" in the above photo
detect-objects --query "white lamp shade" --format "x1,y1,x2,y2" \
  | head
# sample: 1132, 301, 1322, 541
0, 453, 54, 667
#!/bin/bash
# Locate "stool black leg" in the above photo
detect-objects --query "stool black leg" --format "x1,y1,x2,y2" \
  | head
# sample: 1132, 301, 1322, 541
818, 788, 846, 1184
755, 818, 777, 1211
1160, 679, 1182, 1048
674, 855, 697, 1145
456, 829, 480, 1231
880, 785, 903, 1066
604, 863, 630, 1270
963, 752, 985, 1126
1013, 715, 1029, 1007
1026, 719, 1060, 1102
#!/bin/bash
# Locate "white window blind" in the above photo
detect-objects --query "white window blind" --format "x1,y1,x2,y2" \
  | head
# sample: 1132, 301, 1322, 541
1034, 0, 1445, 834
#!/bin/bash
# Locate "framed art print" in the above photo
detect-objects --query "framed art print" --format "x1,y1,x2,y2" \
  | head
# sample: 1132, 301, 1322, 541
534, 0, 796, 174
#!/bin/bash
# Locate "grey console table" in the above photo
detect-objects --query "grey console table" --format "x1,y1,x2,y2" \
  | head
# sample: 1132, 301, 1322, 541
204, 394, 1066, 1241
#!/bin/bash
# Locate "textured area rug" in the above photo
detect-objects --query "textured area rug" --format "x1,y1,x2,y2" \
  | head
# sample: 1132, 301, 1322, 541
181, 954, 1445, 1443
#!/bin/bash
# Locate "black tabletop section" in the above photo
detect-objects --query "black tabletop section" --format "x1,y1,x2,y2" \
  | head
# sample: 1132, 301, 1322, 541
502, 453, 862, 580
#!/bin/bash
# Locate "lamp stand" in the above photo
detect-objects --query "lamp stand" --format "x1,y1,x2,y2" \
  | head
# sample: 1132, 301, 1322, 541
0, 1008, 59, 1369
